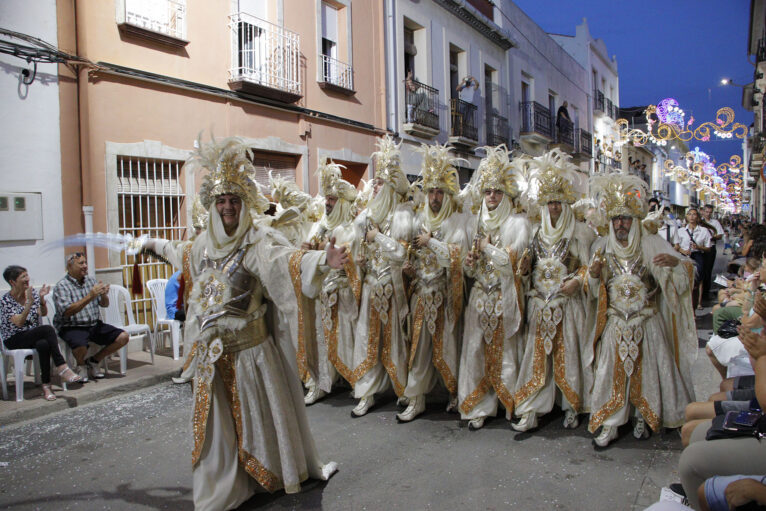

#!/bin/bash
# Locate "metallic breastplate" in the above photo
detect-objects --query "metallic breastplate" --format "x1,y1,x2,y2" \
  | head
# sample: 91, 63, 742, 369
196, 246, 262, 332
605, 253, 658, 321
364, 218, 394, 283
531, 235, 573, 301
413, 228, 446, 291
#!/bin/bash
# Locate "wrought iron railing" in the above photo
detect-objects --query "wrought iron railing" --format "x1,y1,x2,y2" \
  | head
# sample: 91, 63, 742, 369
555, 116, 574, 146
319, 54, 353, 91
579, 129, 593, 156
228, 12, 302, 96
520, 101, 552, 139
450, 99, 478, 141
405, 79, 439, 131
124, 0, 186, 39
594, 89, 605, 113
486, 113, 509, 147
758, 37, 766, 63
606, 98, 614, 119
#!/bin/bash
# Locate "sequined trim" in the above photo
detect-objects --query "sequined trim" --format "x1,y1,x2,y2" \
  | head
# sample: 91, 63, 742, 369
587, 343, 659, 433
553, 324, 581, 413
324, 301, 354, 384
182, 244, 193, 305
182, 340, 198, 372
430, 306, 456, 395
216, 353, 283, 493
448, 244, 463, 323
288, 250, 310, 383
191, 374, 211, 465
592, 282, 608, 353
350, 303, 380, 384
514, 323, 548, 406
508, 249, 524, 317
345, 257, 362, 306
459, 323, 514, 415
380, 308, 405, 397
409, 297, 425, 370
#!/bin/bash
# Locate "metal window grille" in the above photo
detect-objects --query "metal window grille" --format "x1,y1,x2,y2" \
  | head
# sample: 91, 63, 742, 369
117, 156, 187, 332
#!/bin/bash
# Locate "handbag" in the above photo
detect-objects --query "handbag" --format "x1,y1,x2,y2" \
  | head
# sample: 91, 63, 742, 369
706, 411, 766, 441
718, 319, 742, 339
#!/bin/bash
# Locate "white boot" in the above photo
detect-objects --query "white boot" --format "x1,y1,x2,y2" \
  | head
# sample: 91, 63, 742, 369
563, 409, 579, 429
351, 395, 375, 417
468, 416, 486, 431
304, 381, 327, 405
594, 425, 618, 447
511, 412, 538, 432
633, 417, 650, 439
396, 395, 426, 422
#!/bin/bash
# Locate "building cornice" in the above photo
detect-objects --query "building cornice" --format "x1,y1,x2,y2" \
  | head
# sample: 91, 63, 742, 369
433, 0, 516, 50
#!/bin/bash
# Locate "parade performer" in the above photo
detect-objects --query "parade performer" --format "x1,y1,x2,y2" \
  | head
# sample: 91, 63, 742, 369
458, 145, 530, 430
398, 143, 468, 422
586, 174, 696, 447
140, 137, 342, 510
513, 149, 594, 431
299, 157, 361, 404
350, 135, 415, 417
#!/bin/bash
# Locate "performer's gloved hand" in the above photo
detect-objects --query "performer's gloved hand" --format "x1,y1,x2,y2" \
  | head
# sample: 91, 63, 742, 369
326, 237, 349, 269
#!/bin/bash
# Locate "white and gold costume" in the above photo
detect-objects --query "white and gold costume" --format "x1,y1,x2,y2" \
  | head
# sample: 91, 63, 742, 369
399, 144, 468, 421
458, 146, 530, 429
586, 174, 696, 446
299, 158, 361, 402
151, 138, 336, 510
351, 136, 415, 416
514, 150, 594, 431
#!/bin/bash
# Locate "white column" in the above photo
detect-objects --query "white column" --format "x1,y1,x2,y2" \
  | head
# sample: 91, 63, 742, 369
83, 206, 95, 277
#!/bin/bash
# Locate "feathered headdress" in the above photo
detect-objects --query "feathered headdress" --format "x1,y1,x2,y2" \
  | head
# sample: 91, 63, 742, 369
476, 145, 518, 197
317, 157, 357, 203
372, 135, 409, 195
191, 196, 208, 230
416, 143, 460, 195
527, 148, 581, 206
193, 136, 269, 214
269, 170, 310, 211
589, 173, 649, 220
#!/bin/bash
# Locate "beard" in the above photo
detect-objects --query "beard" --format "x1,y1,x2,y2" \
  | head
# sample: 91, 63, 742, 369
615, 228, 629, 241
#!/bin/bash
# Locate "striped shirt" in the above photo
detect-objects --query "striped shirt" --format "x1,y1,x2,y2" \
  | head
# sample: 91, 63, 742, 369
53, 274, 101, 329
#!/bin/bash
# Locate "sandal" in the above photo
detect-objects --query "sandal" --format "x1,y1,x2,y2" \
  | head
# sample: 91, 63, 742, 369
42, 384, 56, 401
59, 366, 83, 383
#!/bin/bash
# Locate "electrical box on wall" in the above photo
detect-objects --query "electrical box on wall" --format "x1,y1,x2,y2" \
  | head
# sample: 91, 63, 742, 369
0, 192, 43, 241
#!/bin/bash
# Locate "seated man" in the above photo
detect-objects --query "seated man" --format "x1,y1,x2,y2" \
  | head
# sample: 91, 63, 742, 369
164, 270, 185, 322
53, 253, 129, 381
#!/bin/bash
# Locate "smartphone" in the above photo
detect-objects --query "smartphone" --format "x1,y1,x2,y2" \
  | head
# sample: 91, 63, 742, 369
723, 410, 762, 431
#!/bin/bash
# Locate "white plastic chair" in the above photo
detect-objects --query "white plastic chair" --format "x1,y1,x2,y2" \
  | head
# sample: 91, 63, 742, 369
42, 295, 77, 383
146, 279, 182, 360
0, 333, 42, 402
101, 284, 153, 372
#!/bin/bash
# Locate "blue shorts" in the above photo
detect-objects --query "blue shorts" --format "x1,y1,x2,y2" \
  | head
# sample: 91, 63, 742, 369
704, 474, 766, 511
59, 321, 124, 349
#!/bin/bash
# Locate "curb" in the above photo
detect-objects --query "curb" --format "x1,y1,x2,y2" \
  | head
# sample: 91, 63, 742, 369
0, 368, 179, 427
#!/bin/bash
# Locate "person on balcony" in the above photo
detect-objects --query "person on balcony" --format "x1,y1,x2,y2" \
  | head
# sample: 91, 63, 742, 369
556, 101, 571, 141
405, 70, 425, 124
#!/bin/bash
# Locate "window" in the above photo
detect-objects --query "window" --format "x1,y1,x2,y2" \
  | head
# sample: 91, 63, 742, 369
120, 0, 187, 42
317, 1, 353, 91
404, 27, 416, 79
449, 47, 460, 100
117, 156, 186, 328
251, 151, 299, 190
321, 2, 339, 83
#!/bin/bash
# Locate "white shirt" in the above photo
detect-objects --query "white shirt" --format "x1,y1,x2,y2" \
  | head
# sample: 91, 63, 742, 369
706, 218, 723, 245
677, 224, 713, 252
658, 220, 679, 245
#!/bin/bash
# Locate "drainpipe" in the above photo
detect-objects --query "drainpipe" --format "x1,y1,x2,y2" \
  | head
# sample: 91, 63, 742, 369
385, 0, 397, 134
82, 206, 95, 277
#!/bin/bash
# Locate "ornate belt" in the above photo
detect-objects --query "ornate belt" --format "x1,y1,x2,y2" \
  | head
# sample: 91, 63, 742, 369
220, 316, 268, 353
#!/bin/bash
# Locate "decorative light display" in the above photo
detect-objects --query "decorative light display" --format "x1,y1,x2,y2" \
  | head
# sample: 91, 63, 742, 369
662, 151, 743, 211
618, 102, 747, 146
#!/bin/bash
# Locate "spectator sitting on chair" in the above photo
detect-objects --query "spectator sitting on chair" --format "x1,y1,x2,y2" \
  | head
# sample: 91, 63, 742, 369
1, 265, 82, 401
164, 270, 185, 323
53, 253, 129, 381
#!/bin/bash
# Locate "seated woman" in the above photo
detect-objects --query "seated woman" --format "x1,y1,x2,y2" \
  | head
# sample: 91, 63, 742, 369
0, 265, 82, 400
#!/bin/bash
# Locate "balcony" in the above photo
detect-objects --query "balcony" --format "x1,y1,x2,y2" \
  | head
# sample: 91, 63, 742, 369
579, 129, 593, 157
403, 80, 440, 138
486, 113, 510, 147
553, 117, 574, 149
519, 101, 552, 145
118, 0, 188, 47
758, 37, 766, 64
594, 89, 605, 115
449, 99, 478, 147
318, 54, 354, 95
228, 13, 302, 103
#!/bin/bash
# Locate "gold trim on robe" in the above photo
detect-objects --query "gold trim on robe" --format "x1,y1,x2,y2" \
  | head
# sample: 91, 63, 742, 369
459, 323, 514, 415
288, 250, 310, 383
324, 300, 355, 384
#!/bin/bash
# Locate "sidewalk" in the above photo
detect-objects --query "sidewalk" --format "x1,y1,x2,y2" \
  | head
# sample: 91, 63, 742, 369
0, 350, 183, 426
